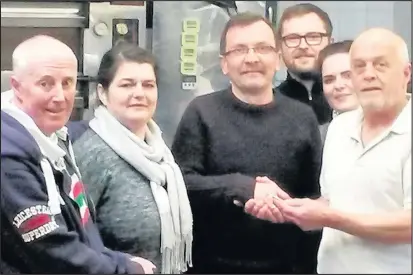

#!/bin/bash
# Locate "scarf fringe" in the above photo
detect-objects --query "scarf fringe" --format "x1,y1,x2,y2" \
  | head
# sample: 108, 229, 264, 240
160, 212, 193, 274
160, 231, 193, 273
184, 232, 193, 268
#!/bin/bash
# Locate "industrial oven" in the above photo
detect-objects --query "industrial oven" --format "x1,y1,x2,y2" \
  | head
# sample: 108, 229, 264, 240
1, 1, 275, 144
1, 0, 147, 120
151, 1, 271, 145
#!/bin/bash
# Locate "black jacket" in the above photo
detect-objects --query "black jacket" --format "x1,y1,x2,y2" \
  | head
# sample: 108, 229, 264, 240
277, 73, 332, 125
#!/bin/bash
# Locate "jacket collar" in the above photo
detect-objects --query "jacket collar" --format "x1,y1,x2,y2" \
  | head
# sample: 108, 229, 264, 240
285, 71, 323, 95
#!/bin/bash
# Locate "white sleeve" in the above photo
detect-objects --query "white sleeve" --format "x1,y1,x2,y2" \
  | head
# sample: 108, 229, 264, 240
320, 158, 330, 200
402, 153, 411, 209
320, 126, 333, 201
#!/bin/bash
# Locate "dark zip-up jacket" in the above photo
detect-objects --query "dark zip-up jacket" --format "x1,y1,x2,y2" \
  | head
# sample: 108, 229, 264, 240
277, 73, 332, 125
1, 111, 143, 274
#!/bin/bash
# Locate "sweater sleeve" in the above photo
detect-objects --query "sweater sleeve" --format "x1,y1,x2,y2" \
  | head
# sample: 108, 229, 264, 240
0, 158, 143, 274
172, 100, 256, 204
299, 113, 322, 198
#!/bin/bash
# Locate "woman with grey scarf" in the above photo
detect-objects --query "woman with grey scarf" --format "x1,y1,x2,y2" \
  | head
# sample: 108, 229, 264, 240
73, 42, 193, 274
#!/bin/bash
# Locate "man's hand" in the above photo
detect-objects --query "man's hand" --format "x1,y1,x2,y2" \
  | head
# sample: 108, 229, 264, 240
130, 257, 156, 274
242, 176, 292, 223
273, 198, 331, 231
244, 195, 285, 223
254, 176, 291, 200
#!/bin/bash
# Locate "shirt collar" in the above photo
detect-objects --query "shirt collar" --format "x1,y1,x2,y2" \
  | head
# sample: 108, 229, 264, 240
348, 107, 364, 142
391, 94, 411, 135
348, 94, 411, 141
332, 110, 340, 119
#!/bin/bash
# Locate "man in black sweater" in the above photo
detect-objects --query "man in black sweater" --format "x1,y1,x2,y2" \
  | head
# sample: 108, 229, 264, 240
172, 13, 322, 274
276, 3, 333, 126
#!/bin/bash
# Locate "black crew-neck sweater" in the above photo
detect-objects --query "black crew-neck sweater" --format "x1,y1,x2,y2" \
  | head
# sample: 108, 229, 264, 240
172, 88, 322, 273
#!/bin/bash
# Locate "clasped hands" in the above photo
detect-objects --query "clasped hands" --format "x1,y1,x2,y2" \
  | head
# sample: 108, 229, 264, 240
241, 176, 329, 231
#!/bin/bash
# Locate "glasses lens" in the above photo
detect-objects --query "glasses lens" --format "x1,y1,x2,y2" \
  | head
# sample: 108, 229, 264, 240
284, 35, 301, 48
226, 48, 248, 57
283, 33, 325, 48
255, 45, 275, 54
305, 33, 323, 45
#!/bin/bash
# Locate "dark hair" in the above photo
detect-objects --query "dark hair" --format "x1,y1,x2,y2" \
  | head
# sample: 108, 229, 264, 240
220, 12, 276, 55
96, 41, 157, 105
317, 40, 353, 71
277, 3, 333, 41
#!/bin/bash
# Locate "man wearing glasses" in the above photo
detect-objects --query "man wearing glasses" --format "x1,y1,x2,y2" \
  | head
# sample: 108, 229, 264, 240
277, 3, 333, 127
172, 12, 322, 274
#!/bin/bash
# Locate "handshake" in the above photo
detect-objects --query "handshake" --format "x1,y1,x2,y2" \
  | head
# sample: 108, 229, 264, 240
235, 176, 329, 231
241, 176, 291, 223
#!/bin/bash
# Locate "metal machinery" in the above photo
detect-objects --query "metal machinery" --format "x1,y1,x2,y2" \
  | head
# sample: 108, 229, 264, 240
1, 1, 147, 120
151, 1, 276, 145
1, 1, 90, 120
1, 1, 276, 144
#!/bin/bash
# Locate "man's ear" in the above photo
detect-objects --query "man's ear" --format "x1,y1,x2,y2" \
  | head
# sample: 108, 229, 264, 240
220, 55, 229, 76
275, 51, 282, 71
97, 84, 108, 106
10, 75, 22, 99
330, 37, 335, 43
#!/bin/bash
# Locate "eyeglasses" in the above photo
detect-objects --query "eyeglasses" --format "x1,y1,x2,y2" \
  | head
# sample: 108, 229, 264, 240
282, 32, 328, 48
222, 45, 276, 58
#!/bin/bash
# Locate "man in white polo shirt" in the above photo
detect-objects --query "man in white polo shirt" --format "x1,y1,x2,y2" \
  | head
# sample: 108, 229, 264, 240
273, 27, 411, 274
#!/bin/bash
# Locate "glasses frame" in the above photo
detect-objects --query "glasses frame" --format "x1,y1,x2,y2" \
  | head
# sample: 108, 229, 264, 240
282, 32, 329, 48
222, 45, 277, 58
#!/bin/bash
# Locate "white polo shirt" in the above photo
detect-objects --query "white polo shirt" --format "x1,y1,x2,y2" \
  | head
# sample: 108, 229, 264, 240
317, 97, 412, 274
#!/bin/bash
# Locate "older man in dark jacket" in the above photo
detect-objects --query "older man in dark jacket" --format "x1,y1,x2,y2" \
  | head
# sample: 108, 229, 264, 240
1, 35, 155, 274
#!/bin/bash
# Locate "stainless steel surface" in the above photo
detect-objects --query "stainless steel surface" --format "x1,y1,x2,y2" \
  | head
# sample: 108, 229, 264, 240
1, 71, 13, 93
268, 6, 274, 22
82, 2, 147, 119
1, 28, 82, 71
1, 1, 87, 28
83, 2, 147, 77
1, 1, 148, 120
1, 14, 86, 28
1, 1, 89, 120
1, 1, 87, 71
152, 1, 266, 145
